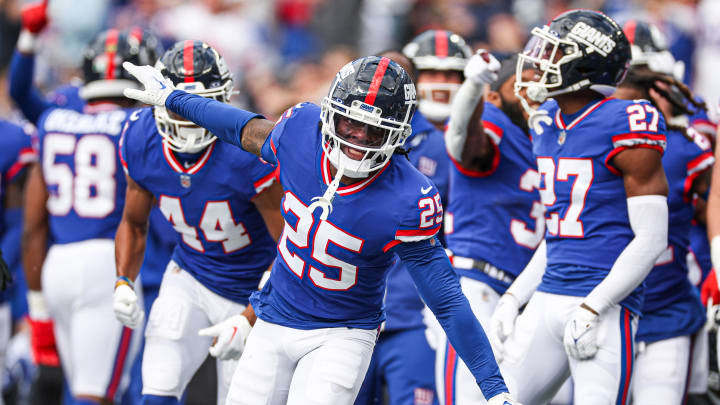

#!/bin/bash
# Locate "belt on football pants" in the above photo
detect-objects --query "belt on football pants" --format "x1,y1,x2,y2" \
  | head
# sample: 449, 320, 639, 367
445, 250, 515, 284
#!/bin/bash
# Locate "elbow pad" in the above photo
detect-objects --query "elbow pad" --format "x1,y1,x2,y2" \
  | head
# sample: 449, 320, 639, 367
445, 80, 483, 162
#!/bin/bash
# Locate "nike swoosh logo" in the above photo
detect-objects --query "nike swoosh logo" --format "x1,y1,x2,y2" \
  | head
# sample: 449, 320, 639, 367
153, 77, 166, 90
421, 186, 432, 194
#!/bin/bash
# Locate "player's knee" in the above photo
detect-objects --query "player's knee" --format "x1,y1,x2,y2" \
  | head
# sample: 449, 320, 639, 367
142, 341, 184, 396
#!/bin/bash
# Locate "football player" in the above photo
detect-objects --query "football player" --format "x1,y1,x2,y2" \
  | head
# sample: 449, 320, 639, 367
0, 119, 36, 396
616, 19, 713, 404
427, 50, 547, 405
113, 40, 284, 405
20, 29, 155, 404
403, 30, 472, 130
488, 9, 669, 404
353, 50, 448, 405
120, 56, 520, 405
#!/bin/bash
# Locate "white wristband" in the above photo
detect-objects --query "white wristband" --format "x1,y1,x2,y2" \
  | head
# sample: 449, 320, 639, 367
17, 29, 37, 54
27, 290, 50, 320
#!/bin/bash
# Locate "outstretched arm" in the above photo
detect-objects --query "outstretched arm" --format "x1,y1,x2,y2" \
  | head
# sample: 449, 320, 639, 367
394, 237, 510, 401
121, 62, 276, 157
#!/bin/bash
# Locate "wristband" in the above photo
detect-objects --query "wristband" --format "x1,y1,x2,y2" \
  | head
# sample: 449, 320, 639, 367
115, 276, 134, 290
17, 30, 37, 54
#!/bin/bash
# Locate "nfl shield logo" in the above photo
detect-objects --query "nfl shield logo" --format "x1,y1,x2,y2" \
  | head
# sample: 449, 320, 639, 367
558, 130, 567, 145
180, 174, 191, 188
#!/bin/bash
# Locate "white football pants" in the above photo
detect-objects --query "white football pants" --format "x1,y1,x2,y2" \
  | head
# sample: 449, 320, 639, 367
42, 239, 142, 400
141, 260, 246, 404
225, 318, 377, 405
632, 335, 693, 404
500, 291, 637, 405
426, 277, 573, 405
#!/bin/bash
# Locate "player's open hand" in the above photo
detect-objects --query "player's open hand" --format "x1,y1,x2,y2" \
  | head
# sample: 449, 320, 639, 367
488, 293, 519, 362
0, 249, 12, 291
113, 280, 144, 329
122, 61, 174, 106
487, 392, 523, 405
199, 314, 252, 360
464, 49, 501, 86
563, 305, 599, 360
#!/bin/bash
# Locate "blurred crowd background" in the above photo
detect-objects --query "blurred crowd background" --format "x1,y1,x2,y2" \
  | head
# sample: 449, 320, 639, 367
1, 0, 720, 123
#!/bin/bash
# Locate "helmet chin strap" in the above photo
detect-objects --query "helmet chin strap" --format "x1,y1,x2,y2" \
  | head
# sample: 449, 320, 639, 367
516, 86, 553, 135
308, 165, 345, 220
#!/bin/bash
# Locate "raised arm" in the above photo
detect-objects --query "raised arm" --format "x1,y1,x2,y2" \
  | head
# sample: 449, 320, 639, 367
121, 62, 275, 157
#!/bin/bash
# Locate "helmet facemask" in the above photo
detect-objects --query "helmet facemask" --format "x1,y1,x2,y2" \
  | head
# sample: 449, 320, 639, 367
320, 97, 412, 179
154, 80, 233, 154
417, 82, 461, 122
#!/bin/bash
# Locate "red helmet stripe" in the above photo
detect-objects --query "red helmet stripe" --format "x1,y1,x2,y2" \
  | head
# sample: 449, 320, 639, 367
104, 29, 119, 80
130, 26, 143, 42
624, 20, 637, 44
435, 30, 448, 58
183, 40, 195, 83
363, 57, 391, 106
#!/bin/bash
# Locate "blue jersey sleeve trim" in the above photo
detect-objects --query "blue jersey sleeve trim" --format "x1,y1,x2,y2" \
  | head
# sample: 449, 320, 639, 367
9, 51, 52, 124
165, 90, 264, 150
393, 237, 507, 399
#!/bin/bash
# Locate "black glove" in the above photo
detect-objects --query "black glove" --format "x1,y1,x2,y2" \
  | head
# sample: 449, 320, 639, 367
0, 249, 12, 291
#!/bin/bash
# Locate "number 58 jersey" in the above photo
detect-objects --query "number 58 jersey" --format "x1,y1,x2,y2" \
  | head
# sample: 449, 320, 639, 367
533, 98, 667, 314
252, 103, 443, 330
37, 106, 131, 244
120, 108, 277, 303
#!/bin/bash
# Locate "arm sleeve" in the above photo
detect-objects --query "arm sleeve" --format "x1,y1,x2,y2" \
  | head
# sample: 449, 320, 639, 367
8, 50, 51, 124
165, 90, 264, 150
584, 195, 668, 313
446, 80, 483, 161
506, 239, 546, 305
394, 238, 508, 399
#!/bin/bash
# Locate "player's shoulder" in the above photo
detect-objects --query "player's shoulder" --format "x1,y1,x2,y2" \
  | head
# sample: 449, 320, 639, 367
482, 101, 511, 127
276, 102, 320, 127
389, 157, 438, 200
271, 102, 322, 152
39, 106, 129, 137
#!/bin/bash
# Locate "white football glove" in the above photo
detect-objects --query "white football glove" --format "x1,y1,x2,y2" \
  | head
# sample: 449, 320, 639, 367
489, 294, 520, 361
113, 283, 144, 329
464, 49, 501, 86
198, 314, 252, 360
487, 392, 523, 405
563, 305, 599, 360
122, 61, 174, 106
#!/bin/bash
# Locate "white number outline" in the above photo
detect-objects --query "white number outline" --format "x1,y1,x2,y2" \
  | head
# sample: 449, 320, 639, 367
509, 169, 546, 248
626, 104, 659, 132
536, 157, 594, 238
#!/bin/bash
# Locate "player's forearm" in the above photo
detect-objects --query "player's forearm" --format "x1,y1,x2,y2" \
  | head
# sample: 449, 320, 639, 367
506, 240, 546, 305
165, 90, 266, 153
397, 238, 508, 399
115, 220, 147, 282
8, 50, 51, 124
21, 224, 47, 291
584, 195, 668, 313
446, 80, 484, 162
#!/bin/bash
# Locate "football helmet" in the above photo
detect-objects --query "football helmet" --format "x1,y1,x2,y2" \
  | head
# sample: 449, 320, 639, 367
80, 28, 161, 100
515, 9, 631, 101
154, 40, 233, 154
320, 56, 416, 179
403, 30, 472, 122
623, 19, 684, 80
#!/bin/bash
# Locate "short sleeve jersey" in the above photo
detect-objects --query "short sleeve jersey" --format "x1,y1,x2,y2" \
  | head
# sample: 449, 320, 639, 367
445, 102, 544, 293
532, 97, 667, 314
252, 103, 442, 330
120, 108, 277, 303
37, 106, 131, 244
637, 128, 712, 342
0, 120, 36, 227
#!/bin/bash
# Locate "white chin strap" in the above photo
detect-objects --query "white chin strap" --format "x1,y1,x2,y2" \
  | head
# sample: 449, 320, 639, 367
308, 165, 345, 220
418, 99, 451, 123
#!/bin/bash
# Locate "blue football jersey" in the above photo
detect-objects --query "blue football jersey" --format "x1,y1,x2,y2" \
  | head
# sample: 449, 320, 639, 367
689, 222, 712, 285
37, 106, 131, 244
533, 98, 667, 314
251, 103, 443, 330
445, 102, 543, 293
120, 108, 276, 304
637, 128, 712, 342
384, 110, 450, 331
0, 120, 36, 223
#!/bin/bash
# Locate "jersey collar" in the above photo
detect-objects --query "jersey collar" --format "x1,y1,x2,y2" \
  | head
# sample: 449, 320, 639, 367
162, 141, 215, 175
554, 98, 612, 130
320, 150, 390, 196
